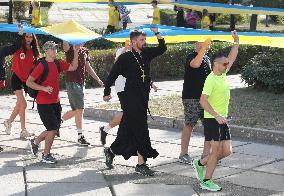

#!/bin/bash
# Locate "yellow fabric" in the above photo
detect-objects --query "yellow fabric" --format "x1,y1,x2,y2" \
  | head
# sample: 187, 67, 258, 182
152, 7, 160, 25
175, 3, 284, 16
201, 16, 211, 30
41, 20, 101, 42
19, 0, 173, 3
108, 6, 116, 26
106, 35, 284, 48
31, 8, 42, 26
113, 10, 121, 30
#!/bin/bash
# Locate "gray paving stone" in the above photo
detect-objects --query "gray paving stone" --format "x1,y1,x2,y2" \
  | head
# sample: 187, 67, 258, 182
225, 171, 284, 191
27, 182, 111, 196
113, 183, 197, 196
154, 162, 243, 179
234, 143, 284, 159
0, 167, 25, 195
254, 160, 284, 175
219, 152, 275, 169
26, 168, 106, 183
0, 152, 23, 167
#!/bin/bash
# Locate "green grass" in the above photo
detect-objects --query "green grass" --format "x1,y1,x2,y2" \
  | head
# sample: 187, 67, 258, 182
98, 87, 284, 131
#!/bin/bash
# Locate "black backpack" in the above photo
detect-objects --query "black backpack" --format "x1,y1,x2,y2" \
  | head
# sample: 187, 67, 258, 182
27, 58, 60, 108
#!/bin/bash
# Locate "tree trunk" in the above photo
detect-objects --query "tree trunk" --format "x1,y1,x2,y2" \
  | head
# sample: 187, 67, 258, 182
250, 14, 258, 31
8, 0, 13, 24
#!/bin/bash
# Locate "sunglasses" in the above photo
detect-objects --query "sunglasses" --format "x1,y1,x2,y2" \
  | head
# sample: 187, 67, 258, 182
223, 62, 229, 67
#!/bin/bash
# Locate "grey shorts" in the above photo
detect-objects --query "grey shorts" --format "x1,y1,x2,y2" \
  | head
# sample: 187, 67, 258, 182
183, 99, 204, 127
66, 82, 84, 110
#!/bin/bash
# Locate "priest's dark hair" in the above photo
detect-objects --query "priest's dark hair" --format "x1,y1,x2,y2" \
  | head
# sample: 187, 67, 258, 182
130, 30, 146, 41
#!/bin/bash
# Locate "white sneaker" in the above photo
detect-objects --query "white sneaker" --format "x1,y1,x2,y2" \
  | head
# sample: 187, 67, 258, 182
3, 120, 12, 135
20, 129, 34, 139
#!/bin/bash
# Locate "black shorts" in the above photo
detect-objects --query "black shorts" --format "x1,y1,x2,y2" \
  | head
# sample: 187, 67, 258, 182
11, 73, 27, 92
204, 118, 231, 141
37, 102, 62, 132
118, 92, 126, 112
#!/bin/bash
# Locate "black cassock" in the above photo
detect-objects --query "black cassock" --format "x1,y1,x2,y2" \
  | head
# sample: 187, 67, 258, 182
104, 38, 167, 161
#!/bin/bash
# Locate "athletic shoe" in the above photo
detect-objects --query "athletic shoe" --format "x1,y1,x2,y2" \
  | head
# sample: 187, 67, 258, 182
104, 147, 114, 169
192, 159, 206, 181
3, 120, 11, 135
41, 153, 57, 164
20, 129, 34, 139
135, 164, 155, 176
200, 179, 222, 192
100, 126, 108, 146
178, 154, 192, 164
30, 138, 39, 157
77, 135, 90, 146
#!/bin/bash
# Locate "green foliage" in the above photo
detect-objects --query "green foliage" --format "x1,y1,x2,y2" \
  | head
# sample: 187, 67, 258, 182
160, 9, 176, 26
215, 14, 249, 25
241, 48, 284, 93
13, 2, 30, 22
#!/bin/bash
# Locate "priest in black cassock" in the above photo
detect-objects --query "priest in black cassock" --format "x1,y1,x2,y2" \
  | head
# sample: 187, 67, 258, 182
103, 28, 167, 176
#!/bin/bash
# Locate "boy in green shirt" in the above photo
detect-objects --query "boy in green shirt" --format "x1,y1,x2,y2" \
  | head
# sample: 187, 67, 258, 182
192, 31, 239, 192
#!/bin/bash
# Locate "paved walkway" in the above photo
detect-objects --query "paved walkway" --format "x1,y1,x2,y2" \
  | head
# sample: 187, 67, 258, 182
48, 3, 173, 28
1, 76, 284, 195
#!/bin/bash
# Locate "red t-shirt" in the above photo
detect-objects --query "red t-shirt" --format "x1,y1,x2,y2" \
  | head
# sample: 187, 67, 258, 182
30, 60, 70, 104
12, 48, 36, 82
65, 47, 89, 85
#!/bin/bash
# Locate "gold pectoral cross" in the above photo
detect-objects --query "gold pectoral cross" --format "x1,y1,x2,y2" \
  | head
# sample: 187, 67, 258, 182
141, 70, 146, 82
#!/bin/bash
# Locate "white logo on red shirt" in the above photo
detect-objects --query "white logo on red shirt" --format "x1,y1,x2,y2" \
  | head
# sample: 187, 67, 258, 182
20, 53, 26, 60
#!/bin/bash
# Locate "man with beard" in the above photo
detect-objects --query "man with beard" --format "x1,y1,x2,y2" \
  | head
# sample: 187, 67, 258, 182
103, 28, 166, 176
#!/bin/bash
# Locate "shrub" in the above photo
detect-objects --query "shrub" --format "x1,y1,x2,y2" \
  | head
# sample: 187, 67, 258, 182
13, 2, 30, 22
241, 48, 284, 93
160, 9, 176, 26
215, 13, 249, 25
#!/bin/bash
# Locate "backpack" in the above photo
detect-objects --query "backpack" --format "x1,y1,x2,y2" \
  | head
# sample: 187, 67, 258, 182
27, 58, 60, 108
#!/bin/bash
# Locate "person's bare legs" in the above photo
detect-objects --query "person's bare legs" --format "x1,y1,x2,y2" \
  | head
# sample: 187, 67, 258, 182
62, 110, 76, 121
43, 131, 56, 155
109, 112, 123, 128
74, 109, 83, 130
180, 124, 193, 155
100, 112, 123, 145
7, 89, 26, 129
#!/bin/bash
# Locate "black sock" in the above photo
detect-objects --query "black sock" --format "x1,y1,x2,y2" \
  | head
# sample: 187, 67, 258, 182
203, 179, 210, 182
198, 160, 204, 166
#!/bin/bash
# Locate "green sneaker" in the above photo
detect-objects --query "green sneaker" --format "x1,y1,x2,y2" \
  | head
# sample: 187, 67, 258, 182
200, 179, 222, 192
192, 159, 206, 181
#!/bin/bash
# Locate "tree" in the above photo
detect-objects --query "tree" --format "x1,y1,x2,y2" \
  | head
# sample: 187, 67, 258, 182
246, 0, 284, 31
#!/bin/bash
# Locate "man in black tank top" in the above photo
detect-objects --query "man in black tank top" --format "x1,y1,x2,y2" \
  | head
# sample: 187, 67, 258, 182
179, 39, 212, 164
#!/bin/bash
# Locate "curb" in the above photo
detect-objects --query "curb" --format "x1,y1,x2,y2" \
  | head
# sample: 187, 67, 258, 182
84, 108, 284, 146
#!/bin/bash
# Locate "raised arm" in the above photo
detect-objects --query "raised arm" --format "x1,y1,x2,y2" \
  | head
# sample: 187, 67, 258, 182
1, 25, 24, 56
226, 31, 239, 72
67, 45, 79, 71
146, 28, 167, 59
190, 39, 211, 68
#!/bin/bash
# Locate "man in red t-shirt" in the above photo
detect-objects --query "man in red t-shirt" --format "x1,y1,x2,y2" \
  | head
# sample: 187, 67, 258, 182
26, 41, 79, 164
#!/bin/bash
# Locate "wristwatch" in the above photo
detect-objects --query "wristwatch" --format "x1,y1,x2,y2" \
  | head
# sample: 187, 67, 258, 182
155, 32, 160, 35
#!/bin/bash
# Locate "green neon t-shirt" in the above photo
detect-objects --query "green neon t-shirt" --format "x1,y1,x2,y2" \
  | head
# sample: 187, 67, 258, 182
202, 72, 230, 118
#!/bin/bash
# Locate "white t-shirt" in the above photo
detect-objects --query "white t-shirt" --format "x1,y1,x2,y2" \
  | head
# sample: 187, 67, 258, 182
114, 47, 127, 93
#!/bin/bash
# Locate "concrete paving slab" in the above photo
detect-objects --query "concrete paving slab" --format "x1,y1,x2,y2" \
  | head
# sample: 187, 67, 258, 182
253, 160, 284, 175
113, 183, 197, 196
220, 152, 275, 169
27, 182, 111, 196
152, 142, 203, 159
0, 167, 25, 195
0, 152, 24, 167
154, 162, 243, 179
26, 168, 106, 183
225, 171, 284, 192
234, 143, 284, 159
